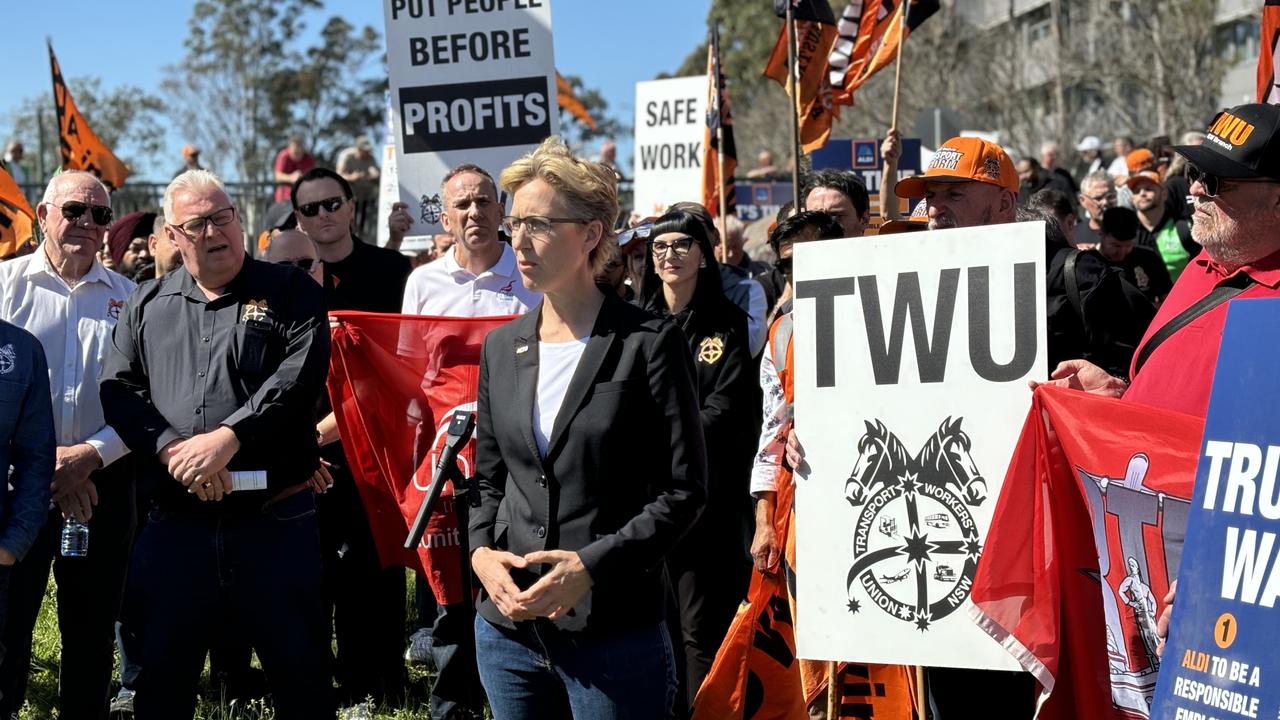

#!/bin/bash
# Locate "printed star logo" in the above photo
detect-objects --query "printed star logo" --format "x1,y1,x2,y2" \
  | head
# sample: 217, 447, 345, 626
897, 605, 913, 620
965, 538, 983, 562
897, 470, 920, 497
914, 609, 933, 632
847, 597, 861, 614
903, 530, 935, 568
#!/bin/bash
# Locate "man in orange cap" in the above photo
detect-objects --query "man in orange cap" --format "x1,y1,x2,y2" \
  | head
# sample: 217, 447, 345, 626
894, 136, 1019, 230
1127, 169, 1199, 280
174, 144, 202, 178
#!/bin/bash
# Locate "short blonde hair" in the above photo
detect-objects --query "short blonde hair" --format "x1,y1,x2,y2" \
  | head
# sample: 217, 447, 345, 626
500, 137, 618, 275
164, 169, 227, 223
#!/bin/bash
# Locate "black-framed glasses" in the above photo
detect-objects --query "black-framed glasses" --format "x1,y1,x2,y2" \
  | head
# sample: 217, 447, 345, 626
52, 201, 113, 226
298, 196, 345, 218
500, 215, 590, 238
1187, 164, 1276, 198
649, 236, 696, 258
276, 257, 319, 272
617, 224, 653, 246
170, 206, 236, 238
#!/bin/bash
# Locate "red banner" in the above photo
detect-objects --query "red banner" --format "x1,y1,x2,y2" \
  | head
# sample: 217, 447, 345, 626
971, 386, 1203, 719
327, 311, 513, 604
1259, 0, 1280, 103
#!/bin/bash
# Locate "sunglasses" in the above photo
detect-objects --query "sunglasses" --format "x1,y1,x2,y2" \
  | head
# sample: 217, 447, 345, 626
53, 201, 113, 226
618, 224, 653, 246
297, 196, 345, 218
275, 257, 319, 272
1187, 164, 1277, 198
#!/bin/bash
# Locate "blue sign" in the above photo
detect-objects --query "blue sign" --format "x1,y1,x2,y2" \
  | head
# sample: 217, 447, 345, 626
810, 138, 922, 194
1151, 298, 1280, 720
734, 182, 793, 223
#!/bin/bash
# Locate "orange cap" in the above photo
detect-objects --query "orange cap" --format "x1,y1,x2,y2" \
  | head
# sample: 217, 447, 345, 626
895, 137, 1018, 199
182, 143, 200, 158
878, 199, 929, 235
1125, 148, 1156, 174
1124, 170, 1162, 191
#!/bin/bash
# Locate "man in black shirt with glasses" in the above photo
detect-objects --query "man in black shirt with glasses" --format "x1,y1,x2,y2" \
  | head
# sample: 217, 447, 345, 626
100, 169, 333, 719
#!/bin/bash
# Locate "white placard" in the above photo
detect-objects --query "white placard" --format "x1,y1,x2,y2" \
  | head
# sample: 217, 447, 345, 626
632, 76, 706, 217
383, 0, 557, 252
791, 222, 1047, 670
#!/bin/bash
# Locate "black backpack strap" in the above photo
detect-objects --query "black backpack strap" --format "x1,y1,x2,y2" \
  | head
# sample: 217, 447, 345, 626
1064, 249, 1084, 319
1132, 273, 1255, 376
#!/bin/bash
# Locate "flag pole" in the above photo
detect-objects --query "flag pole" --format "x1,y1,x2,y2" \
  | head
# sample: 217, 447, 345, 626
826, 662, 839, 718
786, 3, 802, 209
713, 21, 729, 260
890, 0, 910, 133
916, 665, 928, 719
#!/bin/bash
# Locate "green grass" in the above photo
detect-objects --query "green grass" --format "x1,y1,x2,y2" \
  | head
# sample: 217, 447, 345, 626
17, 571, 450, 719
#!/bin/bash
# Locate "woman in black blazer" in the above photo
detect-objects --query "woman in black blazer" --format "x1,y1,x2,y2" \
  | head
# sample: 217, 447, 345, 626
469, 138, 707, 719
638, 209, 761, 710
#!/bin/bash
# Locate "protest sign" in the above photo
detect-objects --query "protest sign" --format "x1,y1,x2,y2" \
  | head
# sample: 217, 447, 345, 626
633, 76, 706, 217
1151, 298, 1280, 720
811, 137, 922, 197
383, 0, 556, 251
791, 222, 1045, 669
733, 182, 793, 223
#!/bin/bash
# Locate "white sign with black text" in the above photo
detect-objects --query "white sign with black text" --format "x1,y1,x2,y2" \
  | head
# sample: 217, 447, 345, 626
632, 76, 706, 217
791, 222, 1046, 670
383, 0, 557, 251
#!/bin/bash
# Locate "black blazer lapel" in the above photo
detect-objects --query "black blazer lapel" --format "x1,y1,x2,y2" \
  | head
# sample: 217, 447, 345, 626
511, 310, 542, 463
544, 300, 617, 459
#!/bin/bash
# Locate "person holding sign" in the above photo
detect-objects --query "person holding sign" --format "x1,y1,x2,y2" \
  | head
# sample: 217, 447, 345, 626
638, 208, 760, 710
469, 138, 706, 719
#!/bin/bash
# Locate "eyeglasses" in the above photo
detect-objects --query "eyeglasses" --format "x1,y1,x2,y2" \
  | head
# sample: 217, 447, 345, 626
649, 237, 696, 258
1187, 164, 1277, 199
297, 196, 345, 218
500, 215, 590, 238
1082, 192, 1117, 205
52, 201, 113, 226
170, 207, 236, 238
275, 257, 319, 272
617, 224, 653, 247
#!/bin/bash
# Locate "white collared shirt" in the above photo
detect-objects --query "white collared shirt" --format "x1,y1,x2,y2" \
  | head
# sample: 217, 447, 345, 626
0, 248, 135, 465
401, 242, 541, 318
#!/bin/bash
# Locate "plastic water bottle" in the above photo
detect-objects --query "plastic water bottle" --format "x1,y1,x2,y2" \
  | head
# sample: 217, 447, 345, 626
60, 518, 89, 557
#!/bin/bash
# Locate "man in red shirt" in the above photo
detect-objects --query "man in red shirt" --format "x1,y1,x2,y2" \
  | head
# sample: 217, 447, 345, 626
1040, 102, 1280, 419
273, 136, 316, 203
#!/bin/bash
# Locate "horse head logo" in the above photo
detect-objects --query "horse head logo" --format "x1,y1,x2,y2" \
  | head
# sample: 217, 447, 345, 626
920, 416, 986, 506
845, 420, 910, 506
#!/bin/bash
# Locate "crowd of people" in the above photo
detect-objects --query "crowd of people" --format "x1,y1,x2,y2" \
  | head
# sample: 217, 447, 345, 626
0, 95, 1276, 720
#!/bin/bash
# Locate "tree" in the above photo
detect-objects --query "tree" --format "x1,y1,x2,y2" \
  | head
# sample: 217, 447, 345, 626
4, 78, 167, 183
556, 74, 628, 155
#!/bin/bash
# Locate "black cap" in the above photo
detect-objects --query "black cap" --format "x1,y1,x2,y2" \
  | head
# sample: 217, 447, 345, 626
1173, 103, 1280, 180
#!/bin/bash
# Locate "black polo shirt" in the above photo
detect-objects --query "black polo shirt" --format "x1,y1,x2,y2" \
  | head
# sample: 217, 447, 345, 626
323, 236, 412, 313
100, 258, 330, 516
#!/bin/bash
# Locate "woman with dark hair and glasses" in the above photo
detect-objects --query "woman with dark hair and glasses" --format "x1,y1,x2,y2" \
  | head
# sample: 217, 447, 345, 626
470, 138, 706, 719
638, 209, 760, 712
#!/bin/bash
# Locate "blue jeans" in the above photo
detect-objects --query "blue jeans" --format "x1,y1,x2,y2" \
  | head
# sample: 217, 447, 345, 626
475, 615, 677, 720
126, 492, 334, 719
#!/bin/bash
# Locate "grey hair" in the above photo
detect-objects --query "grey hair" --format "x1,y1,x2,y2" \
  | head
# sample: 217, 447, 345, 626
41, 170, 109, 205
1082, 170, 1114, 190
1180, 131, 1206, 145
164, 169, 227, 223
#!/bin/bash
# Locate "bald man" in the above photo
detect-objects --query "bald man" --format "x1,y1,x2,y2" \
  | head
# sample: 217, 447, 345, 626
265, 230, 323, 286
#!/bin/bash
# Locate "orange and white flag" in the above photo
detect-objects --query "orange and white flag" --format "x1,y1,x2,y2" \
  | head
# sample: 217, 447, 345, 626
49, 42, 130, 189
829, 0, 940, 106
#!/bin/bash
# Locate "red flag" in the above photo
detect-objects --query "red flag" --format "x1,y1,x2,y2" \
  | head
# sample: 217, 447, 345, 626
764, 19, 840, 153
1259, 0, 1280, 103
702, 23, 737, 219
971, 386, 1203, 719
828, 0, 939, 106
49, 42, 130, 189
556, 72, 597, 131
327, 311, 513, 604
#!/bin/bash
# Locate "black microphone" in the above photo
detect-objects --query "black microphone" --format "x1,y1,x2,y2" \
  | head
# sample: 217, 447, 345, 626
405, 410, 476, 550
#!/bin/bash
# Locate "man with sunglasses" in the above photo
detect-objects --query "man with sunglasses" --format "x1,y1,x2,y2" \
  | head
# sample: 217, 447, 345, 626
0, 170, 141, 719
1043, 102, 1280, 419
99, 169, 333, 718
290, 167, 414, 707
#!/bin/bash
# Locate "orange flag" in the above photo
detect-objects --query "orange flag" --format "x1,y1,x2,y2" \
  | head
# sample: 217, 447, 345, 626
49, 42, 130, 189
556, 72, 597, 131
701, 23, 737, 219
829, 0, 939, 106
1259, 0, 1280, 103
0, 166, 35, 258
764, 19, 840, 153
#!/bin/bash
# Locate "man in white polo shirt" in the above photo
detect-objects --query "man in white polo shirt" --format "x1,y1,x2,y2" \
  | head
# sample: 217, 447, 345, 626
401, 164, 540, 316
398, 163, 539, 720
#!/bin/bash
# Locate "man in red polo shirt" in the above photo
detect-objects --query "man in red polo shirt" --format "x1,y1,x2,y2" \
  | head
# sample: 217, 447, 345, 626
1040, 102, 1280, 419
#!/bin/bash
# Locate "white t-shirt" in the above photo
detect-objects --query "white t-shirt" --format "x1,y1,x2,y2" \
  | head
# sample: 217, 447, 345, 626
533, 337, 588, 456
400, 242, 541, 317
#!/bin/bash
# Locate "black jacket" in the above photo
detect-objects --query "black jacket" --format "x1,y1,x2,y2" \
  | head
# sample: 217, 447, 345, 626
469, 291, 708, 634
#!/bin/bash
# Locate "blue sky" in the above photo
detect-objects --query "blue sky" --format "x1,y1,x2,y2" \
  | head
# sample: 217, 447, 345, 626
0, 0, 711, 180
